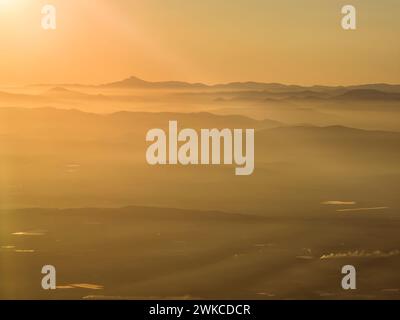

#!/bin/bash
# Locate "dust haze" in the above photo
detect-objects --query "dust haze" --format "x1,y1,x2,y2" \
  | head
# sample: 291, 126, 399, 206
1, 77, 400, 299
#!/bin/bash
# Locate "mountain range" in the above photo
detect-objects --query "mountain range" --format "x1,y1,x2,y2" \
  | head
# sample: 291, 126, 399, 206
27, 75, 400, 94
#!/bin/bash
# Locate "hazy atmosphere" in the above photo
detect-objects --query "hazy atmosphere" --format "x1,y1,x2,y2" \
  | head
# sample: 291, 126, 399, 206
0, 0, 400, 85
1, 0, 400, 300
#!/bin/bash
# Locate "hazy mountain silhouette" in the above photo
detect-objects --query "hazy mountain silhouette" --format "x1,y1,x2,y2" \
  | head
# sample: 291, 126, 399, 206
334, 89, 400, 101
101, 76, 311, 91
99, 76, 400, 93
2, 106, 400, 215
102, 76, 208, 89
43, 87, 92, 99
225, 88, 400, 102
0, 107, 282, 140
347, 83, 400, 93
2, 107, 398, 158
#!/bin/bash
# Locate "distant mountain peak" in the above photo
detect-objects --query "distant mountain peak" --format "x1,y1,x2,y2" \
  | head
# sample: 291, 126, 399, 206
102, 76, 208, 89
121, 76, 148, 84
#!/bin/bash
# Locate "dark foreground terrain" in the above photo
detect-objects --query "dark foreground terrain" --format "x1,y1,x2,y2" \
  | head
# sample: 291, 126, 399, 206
1, 206, 399, 300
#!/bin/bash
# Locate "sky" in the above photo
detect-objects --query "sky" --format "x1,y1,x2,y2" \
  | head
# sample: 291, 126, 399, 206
0, 0, 399, 86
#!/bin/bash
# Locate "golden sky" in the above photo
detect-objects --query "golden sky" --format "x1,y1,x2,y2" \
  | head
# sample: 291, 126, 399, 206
0, 0, 399, 86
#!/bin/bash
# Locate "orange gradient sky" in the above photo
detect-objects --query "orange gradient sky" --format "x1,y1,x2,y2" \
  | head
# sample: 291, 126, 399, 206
0, 0, 399, 86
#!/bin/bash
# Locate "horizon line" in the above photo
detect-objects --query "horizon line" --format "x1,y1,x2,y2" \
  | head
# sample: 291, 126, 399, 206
1, 75, 400, 88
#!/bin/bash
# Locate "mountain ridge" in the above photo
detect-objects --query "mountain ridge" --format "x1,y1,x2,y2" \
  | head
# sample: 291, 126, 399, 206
25, 76, 400, 93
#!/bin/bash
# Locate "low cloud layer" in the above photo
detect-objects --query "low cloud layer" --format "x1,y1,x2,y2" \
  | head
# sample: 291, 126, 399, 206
320, 250, 400, 259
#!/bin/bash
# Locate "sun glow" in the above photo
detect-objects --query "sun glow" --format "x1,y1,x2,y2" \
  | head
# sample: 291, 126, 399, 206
0, 0, 24, 12
0, 0, 12, 6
